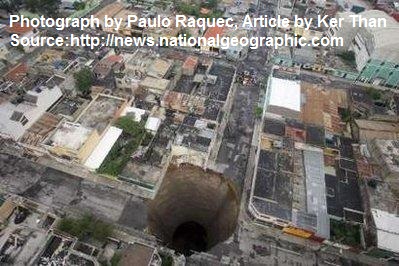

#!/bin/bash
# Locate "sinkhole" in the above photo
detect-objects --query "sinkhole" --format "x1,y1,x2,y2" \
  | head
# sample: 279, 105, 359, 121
148, 163, 239, 256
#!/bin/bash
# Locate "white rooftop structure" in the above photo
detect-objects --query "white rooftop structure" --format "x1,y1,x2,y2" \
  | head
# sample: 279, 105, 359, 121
371, 209, 399, 253
267, 77, 301, 112
84, 126, 122, 170
121, 106, 146, 122
145, 117, 161, 133
0, 86, 62, 140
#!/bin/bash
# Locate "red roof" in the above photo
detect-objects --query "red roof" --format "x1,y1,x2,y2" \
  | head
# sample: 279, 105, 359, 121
203, 26, 225, 39
6, 24, 33, 35
183, 56, 198, 70
5, 63, 29, 83
105, 55, 124, 64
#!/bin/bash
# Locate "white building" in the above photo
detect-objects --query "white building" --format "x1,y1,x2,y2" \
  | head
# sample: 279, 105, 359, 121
0, 86, 63, 141
350, 10, 399, 71
84, 126, 122, 170
371, 209, 399, 253
121, 106, 146, 122
327, 11, 359, 51
145, 117, 161, 133
266, 77, 301, 119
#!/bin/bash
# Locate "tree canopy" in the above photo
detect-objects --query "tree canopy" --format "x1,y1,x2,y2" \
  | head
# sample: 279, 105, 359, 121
57, 214, 114, 242
74, 67, 93, 96
26, 0, 61, 17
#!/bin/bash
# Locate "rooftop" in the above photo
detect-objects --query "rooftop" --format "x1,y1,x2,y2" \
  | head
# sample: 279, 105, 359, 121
267, 77, 301, 113
119, 243, 156, 266
0, 153, 148, 230
303, 149, 329, 238
4, 63, 29, 83
371, 208, 399, 253
6, 24, 33, 35
0, 86, 62, 140
76, 94, 126, 134
203, 26, 225, 39
370, 139, 399, 174
140, 77, 170, 92
84, 126, 123, 170
146, 59, 172, 79
49, 122, 91, 151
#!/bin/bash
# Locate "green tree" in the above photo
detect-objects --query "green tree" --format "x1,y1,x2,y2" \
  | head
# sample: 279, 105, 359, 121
366, 87, 381, 100
115, 116, 145, 137
73, 1, 86, 10
341, 108, 352, 123
0, 0, 23, 12
337, 51, 356, 66
26, 0, 61, 17
254, 107, 263, 118
57, 214, 114, 242
74, 68, 93, 96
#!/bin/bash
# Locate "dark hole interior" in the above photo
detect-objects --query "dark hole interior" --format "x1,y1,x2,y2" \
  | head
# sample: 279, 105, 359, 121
172, 221, 208, 256
148, 164, 239, 257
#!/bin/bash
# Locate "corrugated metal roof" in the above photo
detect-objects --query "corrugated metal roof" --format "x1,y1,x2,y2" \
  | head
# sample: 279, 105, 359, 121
303, 149, 330, 239
84, 126, 122, 170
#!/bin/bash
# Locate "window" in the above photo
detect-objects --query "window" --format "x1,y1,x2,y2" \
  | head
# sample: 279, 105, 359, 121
327, 187, 335, 197
20, 116, 29, 126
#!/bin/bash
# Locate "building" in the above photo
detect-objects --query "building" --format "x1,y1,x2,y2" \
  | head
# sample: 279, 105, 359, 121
303, 149, 330, 239
200, 26, 225, 53
224, 28, 249, 61
324, 136, 364, 223
93, 2, 124, 31
357, 59, 399, 88
327, 10, 399, 87
93, 54, 124, 84
327, 11, 359, 51
352, 119, 399, 141
84, 126, 122, 170
5, 24, 39, 52
4, 63, 29, 83
249, 139, 330, 238
371, 209, 399, 253
119, 243, 158, 266
368, 139, 399, 190
0, 199, 16, 224
145, 117, 161, 134
265, 77, 301, 119
182, 56, 198, 76
161, 91, 206, 115
46, 121, 99, 162
350, 11, 399, 72
121, 107, 146, 122
0, 86, 63, 141
140, 77, 170, 95
44, 94, 127, 163
301, 83, 347, 134
146, 59, 172, 79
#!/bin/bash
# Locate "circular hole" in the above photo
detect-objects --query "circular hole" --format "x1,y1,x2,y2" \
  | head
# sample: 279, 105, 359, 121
172, 221, 207, 256
148, 164, 239, 256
